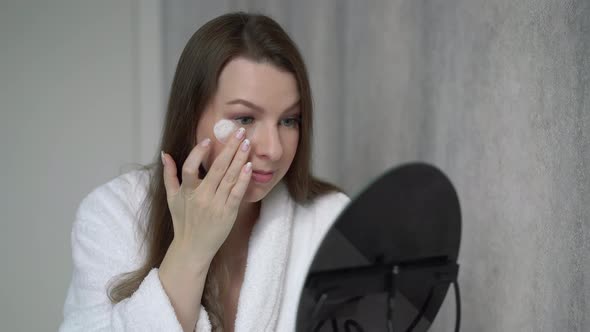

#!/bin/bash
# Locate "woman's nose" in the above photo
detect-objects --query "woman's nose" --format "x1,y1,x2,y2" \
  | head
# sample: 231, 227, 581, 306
251, 124, 283, 161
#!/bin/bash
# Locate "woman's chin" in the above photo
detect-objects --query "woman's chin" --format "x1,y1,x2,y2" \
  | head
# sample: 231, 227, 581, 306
243, 183, 272, 203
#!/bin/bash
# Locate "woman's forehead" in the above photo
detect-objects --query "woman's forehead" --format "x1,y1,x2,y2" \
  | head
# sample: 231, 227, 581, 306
215, 57, 300, 112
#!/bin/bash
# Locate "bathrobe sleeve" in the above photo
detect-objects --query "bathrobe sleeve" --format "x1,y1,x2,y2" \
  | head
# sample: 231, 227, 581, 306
59, 171, 212, 332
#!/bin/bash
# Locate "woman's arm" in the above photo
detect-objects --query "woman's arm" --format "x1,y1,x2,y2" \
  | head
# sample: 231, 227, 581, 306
58, 178, 212, 332
159, 240, 212, 332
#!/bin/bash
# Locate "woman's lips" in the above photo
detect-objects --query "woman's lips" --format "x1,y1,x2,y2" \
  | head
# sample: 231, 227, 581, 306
251, 170, 274, 183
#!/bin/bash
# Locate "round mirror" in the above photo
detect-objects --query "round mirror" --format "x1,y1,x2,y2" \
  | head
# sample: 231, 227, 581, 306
296, 163, 462, 331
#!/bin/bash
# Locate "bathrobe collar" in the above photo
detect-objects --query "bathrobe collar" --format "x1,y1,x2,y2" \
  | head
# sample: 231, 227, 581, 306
233, 180, 296, 332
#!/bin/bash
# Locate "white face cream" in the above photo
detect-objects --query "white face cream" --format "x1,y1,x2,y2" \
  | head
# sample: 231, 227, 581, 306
213, 119, 237, 143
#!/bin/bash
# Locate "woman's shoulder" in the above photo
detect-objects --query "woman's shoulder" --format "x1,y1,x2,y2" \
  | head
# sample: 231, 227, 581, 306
306, 190, 351, 216
68, 169, 154, 284
292, 189, 351, 237
290, 190, 352, 272
78, 168, 150, 213
74, 168, 152, 236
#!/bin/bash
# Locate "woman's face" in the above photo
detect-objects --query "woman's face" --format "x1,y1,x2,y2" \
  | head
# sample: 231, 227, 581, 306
196, 57, 301, 202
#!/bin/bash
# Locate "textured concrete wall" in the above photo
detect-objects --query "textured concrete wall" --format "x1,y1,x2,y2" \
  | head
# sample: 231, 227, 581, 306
341, 1, 589, 330
163, 1, 589, 330
419, 1, 589, 330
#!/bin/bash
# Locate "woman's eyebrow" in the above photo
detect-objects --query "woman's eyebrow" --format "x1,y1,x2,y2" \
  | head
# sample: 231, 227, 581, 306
227, 99, 264, 112
226, 98, 300, 114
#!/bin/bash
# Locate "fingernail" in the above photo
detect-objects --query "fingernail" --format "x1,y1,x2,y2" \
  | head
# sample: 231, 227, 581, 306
241, 139, 250, 151
235, 127, 245, 139
244, 162, 252, 173
201, 138, 211, 147
160, 151, 166, 166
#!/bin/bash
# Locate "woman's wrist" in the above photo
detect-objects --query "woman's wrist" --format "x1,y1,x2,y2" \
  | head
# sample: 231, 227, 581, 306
162, 239, 213, 279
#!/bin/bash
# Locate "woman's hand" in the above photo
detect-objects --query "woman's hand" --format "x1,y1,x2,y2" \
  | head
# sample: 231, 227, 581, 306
158, 127, 252, 331
161, 127, 252, 266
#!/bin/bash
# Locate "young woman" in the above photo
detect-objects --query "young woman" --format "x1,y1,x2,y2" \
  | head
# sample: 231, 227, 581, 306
60, 12, 349, 332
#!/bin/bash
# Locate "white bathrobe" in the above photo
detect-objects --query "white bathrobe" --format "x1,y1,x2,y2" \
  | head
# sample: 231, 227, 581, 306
59, 169, 350, 331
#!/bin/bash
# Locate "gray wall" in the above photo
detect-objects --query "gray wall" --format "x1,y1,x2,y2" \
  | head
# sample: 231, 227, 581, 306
163, 0, 589, 330
0, 1, 163, 330
420, 1, 589, 330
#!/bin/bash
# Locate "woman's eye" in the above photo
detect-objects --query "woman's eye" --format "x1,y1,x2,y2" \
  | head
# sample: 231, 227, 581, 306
234, 116, 254, 125
281, 117, 300, 128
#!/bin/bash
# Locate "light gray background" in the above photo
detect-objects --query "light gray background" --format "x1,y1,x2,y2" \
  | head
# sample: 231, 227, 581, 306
1, 0, 588, 331
0, 1, 164, 331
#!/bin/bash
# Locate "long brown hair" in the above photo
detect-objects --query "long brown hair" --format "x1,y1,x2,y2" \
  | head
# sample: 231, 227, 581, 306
108, 12, 343, 331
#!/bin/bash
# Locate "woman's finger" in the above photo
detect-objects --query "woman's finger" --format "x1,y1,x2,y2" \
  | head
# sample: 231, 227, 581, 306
225, 162, 252, 211
200, 127, 245, 195
161, 151, 180, 197
180, 138, 212, 195
215, 138, 251, 202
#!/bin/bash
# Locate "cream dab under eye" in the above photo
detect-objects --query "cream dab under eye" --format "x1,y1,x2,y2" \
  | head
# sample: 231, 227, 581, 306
213, 119, 237, 143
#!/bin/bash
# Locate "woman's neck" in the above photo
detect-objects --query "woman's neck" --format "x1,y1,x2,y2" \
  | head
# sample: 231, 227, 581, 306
219, 200, 260, 263
235, 200, 260, 234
